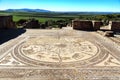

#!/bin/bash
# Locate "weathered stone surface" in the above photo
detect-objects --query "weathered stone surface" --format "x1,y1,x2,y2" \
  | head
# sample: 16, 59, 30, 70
72, 20, 94, 31
109, 21, 120, 31
23, 19, 40, 28
0, 15, 16, 29
0, 28, 120, 79
93, 21, 103, 30
104, 31, 114, 37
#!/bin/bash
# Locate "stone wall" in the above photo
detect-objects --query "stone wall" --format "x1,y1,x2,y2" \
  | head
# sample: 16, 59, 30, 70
110, 21, 120, 31
93, 21, 103, 31
23, 19, 40, 28
0, 15, 16, 29
72, 20, 94, 31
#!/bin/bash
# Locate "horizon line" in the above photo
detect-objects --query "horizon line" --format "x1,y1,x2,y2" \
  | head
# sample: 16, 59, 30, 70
0, 8, 120, 13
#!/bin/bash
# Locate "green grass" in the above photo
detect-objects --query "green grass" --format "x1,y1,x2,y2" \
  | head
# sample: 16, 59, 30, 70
11, 12, 72, 23
13, 16, 65, 23
13, 16, 30, 21
1, 11, 120, 22
36, 17, 65, 23
0, 11, 76, 23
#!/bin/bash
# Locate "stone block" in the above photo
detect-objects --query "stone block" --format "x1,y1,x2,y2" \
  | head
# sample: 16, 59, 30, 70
93, 21, 103, 30
104, 31, 114, 37
0, 15, 16, 29
110, 21, 120, 31
72, 20, 94, 31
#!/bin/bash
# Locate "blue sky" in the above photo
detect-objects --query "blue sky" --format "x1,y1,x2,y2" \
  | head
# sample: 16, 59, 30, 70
0, 0, 120, 12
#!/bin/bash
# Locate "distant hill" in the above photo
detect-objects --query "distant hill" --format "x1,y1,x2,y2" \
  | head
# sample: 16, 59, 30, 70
1, 8, 120, 15
5, 8, 51, 12
56, 12, 120, 15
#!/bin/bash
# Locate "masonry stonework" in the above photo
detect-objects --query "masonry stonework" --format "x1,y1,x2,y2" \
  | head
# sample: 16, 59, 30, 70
93, 21, 103, 30
0, 15, 16, 29
72, 20, 94, 31
110, 21, 120, 31
23, 19, 40, 28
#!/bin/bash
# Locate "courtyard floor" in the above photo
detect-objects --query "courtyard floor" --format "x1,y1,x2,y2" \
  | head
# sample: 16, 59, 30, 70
0, 27, 120, 80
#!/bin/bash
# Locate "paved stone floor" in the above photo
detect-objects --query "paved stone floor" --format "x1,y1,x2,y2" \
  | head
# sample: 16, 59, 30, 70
0, 28, 120, 80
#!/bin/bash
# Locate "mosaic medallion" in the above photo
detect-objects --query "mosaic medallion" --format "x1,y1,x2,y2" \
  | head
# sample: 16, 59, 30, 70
13, 36, 107, 67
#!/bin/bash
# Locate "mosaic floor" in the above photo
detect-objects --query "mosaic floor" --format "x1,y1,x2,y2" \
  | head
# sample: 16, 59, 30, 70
0, 28, 120, 80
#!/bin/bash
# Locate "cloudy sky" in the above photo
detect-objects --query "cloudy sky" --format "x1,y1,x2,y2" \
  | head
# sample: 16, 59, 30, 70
0, 0, 120, 12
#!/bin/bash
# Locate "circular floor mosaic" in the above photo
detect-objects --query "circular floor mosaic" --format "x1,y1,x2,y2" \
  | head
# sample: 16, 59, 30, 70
13, 36, 106, 67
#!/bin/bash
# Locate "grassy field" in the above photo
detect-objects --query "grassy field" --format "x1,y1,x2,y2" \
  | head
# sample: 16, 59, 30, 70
13, 16, 66, 23
0, 11, 77, 23
0, 11, 120, 23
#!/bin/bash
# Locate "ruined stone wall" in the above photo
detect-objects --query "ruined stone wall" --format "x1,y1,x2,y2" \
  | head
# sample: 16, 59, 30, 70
23, 19, 40, 28
110, 21, 120, 31
0, 15, 16, 29
93, 21, 103, 30
72, 20, 94, 31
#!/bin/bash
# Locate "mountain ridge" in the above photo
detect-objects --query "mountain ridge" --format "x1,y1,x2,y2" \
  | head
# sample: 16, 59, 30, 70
5, 8, 51, 12
1, 8, 120, 14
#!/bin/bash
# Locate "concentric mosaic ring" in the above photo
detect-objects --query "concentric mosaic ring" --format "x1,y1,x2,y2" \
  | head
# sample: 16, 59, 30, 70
12, 37, 107, 67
